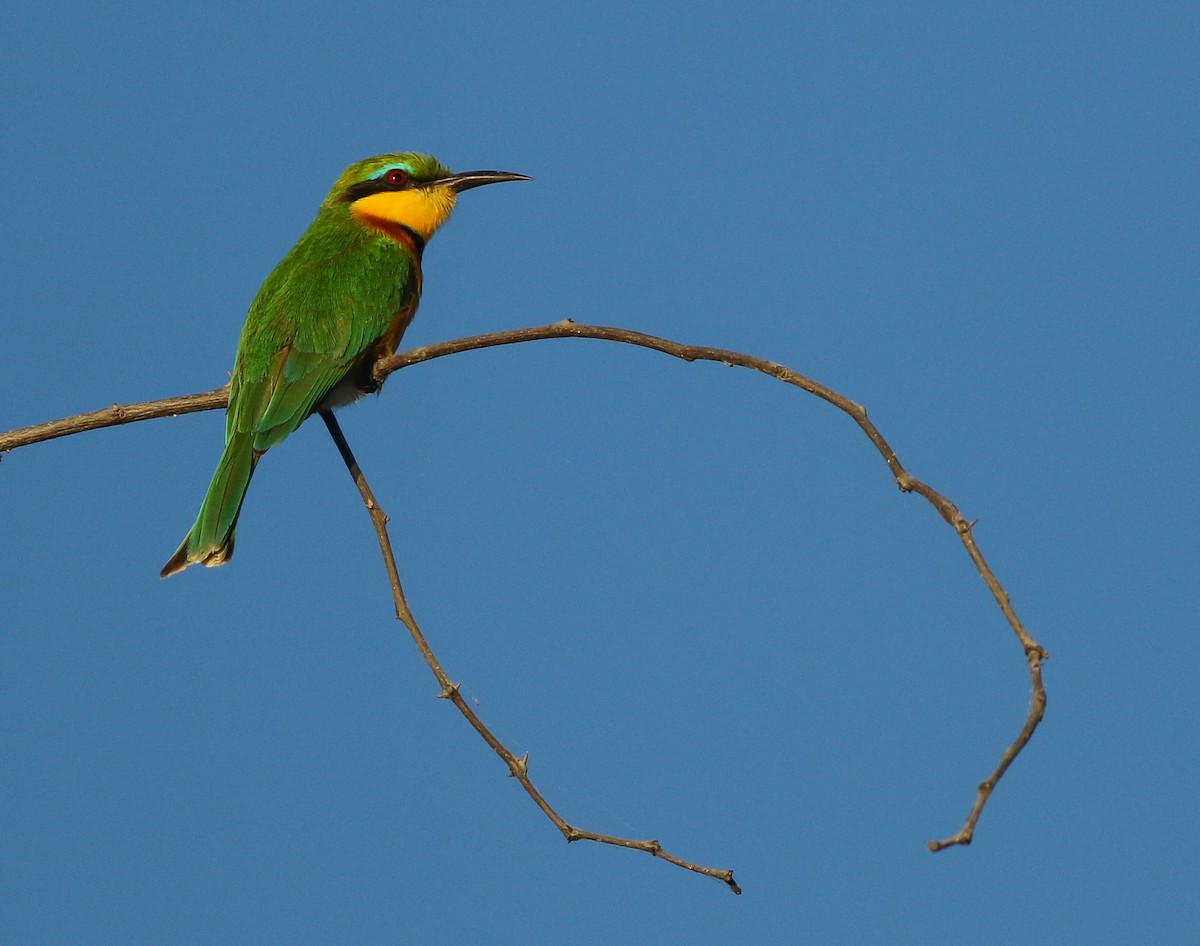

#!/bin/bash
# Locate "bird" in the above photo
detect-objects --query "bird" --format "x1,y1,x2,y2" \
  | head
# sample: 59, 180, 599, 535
160, 153, 530, 578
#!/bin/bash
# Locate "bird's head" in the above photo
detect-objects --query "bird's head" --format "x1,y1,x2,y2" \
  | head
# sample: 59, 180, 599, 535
328, 152, 530, 248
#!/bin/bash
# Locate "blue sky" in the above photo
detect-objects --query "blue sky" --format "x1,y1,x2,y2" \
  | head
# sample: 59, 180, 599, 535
2, 2, 1197, 943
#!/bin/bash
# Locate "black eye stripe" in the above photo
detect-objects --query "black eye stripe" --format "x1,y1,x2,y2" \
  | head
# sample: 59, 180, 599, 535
342, 171, 415, 203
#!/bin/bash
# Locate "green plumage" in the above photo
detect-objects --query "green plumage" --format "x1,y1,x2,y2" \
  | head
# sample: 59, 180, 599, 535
161, 153, 529, 577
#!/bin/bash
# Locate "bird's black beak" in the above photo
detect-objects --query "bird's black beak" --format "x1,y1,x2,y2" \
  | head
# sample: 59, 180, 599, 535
438, 170, 533, 193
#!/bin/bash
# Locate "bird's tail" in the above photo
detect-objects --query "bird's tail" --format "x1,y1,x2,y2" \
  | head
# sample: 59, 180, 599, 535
160, 433, 259, 578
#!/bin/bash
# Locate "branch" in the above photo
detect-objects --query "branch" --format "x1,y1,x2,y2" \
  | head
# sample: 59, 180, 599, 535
0, 386, 228, 453
385, 322, 1049, 850
0, 318, 1047, 854
318, 410, 741, 894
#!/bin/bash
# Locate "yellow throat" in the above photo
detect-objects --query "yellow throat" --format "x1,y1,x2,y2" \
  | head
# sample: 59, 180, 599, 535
350, 185, 459, 242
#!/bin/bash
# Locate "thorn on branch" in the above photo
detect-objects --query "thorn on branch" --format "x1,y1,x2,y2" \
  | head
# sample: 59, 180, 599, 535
438, 682, 461, 700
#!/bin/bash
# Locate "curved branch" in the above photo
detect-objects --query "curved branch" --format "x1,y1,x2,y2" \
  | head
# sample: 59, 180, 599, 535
380, 321, 1049, 851
319, 410, 741, 893
0, 318, 1047, 853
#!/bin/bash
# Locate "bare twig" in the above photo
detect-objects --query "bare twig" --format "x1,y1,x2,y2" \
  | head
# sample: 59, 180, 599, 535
318, 410, 742, 893
1, 319, 1047, 854
0, 386, 228, 453
377, 320, 1049, 851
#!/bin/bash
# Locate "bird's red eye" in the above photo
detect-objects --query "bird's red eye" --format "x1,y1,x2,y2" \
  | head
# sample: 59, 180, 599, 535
386, 169, 408, 186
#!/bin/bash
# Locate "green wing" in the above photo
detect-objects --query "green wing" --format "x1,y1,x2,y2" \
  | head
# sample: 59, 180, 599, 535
229, 229, 416, 450
161, 224, 417, 576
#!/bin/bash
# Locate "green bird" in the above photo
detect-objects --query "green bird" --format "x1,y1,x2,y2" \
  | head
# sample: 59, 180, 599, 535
161, 153, 530, 578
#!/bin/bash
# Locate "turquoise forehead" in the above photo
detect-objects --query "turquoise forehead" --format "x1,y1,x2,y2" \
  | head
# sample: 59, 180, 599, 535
368, 161, 415, 180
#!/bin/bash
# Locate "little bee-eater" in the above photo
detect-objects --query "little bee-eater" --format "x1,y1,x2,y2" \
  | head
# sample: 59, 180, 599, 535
161, 153, 530, 578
